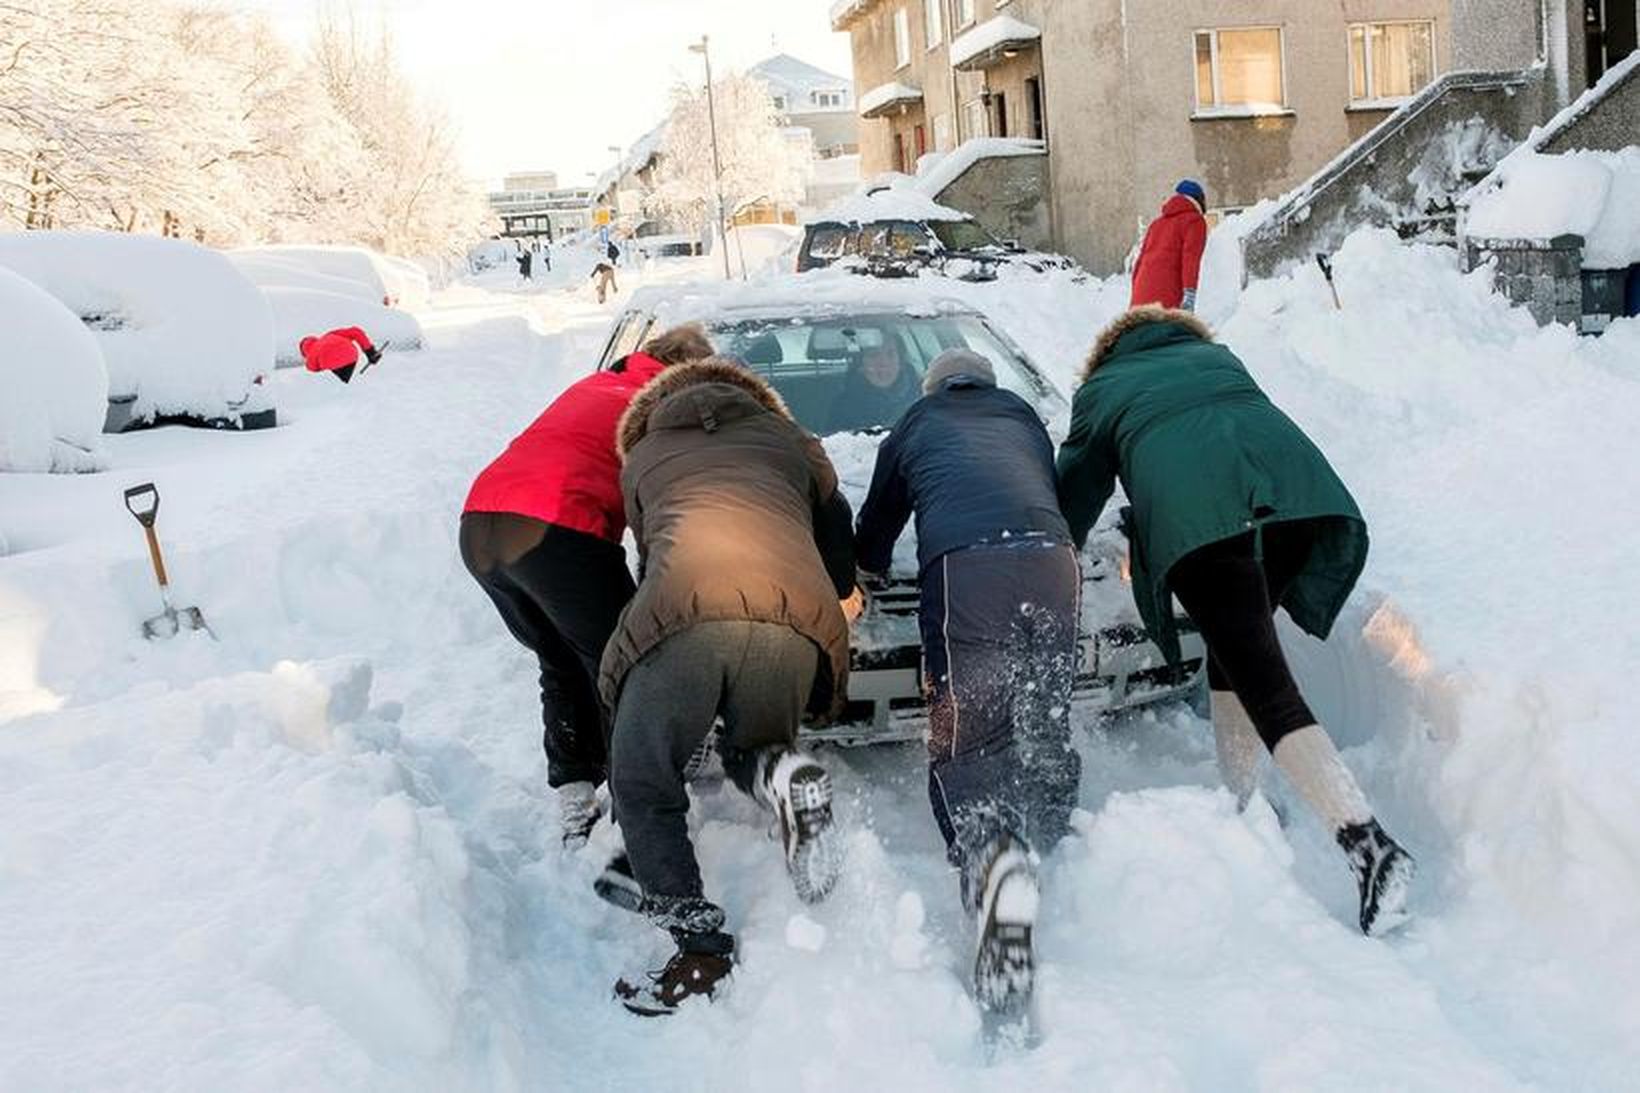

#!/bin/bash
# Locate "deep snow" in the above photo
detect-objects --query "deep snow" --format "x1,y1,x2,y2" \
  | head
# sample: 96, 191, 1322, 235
2, 233, 1639, 1090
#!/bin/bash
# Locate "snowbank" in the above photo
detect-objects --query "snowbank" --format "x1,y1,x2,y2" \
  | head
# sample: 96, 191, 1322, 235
0, 266, 108, 473
1464, 147, 1640, 268
814, 183, 969, 225
264, 288, 425, 367
0, 232, 274, 425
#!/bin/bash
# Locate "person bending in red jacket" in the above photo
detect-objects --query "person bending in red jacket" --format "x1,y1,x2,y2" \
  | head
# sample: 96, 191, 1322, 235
459, 323, 715, 848
1130, 179, 1208, 312
300, 326, 382, 384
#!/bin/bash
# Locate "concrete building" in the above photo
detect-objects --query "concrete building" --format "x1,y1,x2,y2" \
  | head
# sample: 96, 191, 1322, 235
834, 1, 1635, 273
750, 53, 861, 157
487, 173, 595, 240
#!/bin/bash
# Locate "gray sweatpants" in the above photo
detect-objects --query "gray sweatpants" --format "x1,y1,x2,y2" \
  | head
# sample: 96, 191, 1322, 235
610, 620, 820, 902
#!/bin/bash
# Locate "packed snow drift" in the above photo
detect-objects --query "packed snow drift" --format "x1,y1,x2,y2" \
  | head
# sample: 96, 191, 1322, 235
0, 265, 109, 474
2, 227, 1638, 1090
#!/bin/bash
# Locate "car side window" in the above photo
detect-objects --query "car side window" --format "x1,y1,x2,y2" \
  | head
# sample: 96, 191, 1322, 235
889, 223, 931, 256
807, 226, 850, 260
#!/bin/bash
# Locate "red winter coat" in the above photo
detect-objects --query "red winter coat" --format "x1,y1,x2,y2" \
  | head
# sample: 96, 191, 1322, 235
300, 327, 377, 373
462, 352, 669, 541
1130, 194, 1208, 310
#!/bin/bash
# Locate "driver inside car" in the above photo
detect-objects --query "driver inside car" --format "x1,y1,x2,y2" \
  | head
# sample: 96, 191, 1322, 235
826, 330, 922, 433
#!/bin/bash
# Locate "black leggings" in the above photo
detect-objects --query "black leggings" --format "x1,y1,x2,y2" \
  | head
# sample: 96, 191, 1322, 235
1167, 521, 1319, 750
460, 513, 635, 787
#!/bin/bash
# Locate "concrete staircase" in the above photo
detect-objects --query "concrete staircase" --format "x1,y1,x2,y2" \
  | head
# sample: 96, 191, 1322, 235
1240, 69, 1550, 279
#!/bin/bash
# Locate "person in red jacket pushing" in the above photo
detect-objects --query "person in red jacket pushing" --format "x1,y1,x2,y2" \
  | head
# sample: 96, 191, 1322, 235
300, 326, 382, 384
459, 323, 715, 848
1130, 179, 1209, 312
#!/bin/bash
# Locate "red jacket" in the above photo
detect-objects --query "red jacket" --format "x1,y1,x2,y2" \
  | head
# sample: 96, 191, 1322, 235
300, 327, 377, 373
462, 352, 669, 541
1130, 194, 1208, 310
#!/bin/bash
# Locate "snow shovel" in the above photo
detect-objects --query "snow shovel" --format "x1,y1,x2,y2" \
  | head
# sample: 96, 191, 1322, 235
123, 482, 213, 640
1316, 252, 1342, 310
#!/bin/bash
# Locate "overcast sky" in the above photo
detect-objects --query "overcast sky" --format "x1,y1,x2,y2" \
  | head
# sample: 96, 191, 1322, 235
244, 1, 852, 188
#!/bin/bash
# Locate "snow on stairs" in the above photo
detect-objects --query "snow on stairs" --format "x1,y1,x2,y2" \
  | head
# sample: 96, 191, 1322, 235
1241, 69, 1548, 279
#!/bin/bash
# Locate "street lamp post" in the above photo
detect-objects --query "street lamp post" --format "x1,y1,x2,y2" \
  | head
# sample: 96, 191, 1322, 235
606, 144, 623, 220
689, 35, 732, 281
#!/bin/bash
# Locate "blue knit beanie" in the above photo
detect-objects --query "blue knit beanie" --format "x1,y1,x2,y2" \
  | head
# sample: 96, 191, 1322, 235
1175, 179, 1206, 206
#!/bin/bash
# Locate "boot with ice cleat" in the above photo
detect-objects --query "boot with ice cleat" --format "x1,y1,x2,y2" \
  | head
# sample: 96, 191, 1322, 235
1338, 819, 1415, 937
614, 932, 734, 1017
967, 832, 1039, 1017
756, 747, 842, 904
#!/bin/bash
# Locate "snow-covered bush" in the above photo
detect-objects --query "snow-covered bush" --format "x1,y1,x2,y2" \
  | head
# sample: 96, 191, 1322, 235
0, 266, 108, 473
0, 232, 274, 427
1464, 147, 1640, 268
264, 288, 424, 367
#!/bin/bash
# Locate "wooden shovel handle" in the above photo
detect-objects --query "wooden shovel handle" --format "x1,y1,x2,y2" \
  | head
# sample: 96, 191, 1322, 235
142, 524, 169, 588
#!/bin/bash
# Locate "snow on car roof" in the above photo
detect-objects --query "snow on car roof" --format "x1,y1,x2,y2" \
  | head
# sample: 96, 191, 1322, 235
810, 183, 970, 226
625, 272, 984, 326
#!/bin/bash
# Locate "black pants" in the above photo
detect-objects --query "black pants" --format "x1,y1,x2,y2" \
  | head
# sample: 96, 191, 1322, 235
610, 621, 818, 902
460, 513, 634, 787
918, 541, 1081, 866
1167, 520, 1320, 750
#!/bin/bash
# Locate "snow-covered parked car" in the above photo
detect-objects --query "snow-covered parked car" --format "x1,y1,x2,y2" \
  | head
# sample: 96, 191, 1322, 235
230, 244, 426, 309
0, 265, 108, 473
261, 289, 424, 368
797, 184, 1080, 282
597, 277, 1205, 744
0, 231, 276, 433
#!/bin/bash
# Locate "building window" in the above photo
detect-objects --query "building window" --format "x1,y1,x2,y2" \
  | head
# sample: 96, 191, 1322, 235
1025, 77, 1045, 141
1348, 21, 1436, 104
772, 94, 787, 111
992, 91, 1008, 137
933, 111, 953, 150
812, 89, 844, 107
924, 0, 942, 47
955, 0, 975, 29
914, 123, 927, 160
1194, 27, 1287, 113
894, 7, 911, 68
963, 98, 988, 139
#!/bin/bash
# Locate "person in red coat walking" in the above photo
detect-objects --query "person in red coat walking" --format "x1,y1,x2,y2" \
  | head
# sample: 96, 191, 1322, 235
300, 326, 381, 383
460, 323, 715, 847
1130, 180, 1209, 312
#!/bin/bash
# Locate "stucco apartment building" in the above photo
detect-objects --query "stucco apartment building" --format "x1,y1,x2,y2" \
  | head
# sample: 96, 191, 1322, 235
833, 0, 1633, 273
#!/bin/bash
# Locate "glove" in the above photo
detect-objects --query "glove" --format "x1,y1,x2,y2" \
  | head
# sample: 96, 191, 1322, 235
1180, 288, 1197, 312
365, 346, 383, 365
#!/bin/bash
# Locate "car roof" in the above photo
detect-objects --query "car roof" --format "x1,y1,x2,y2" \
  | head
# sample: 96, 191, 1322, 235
624, 273, 985, 326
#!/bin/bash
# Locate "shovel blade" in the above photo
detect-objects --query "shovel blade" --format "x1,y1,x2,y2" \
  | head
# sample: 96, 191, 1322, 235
142, 605, 213, 641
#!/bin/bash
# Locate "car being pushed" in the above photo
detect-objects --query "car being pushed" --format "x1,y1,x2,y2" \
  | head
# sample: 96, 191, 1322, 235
795, 184, 1080, 282
598, 276, 1204, 744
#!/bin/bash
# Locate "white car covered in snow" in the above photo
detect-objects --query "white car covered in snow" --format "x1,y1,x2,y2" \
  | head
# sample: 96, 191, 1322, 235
228, 246, 427, 366
598, 277, 1205, 743
0, 231, 276, 433
0, 265, 108, 473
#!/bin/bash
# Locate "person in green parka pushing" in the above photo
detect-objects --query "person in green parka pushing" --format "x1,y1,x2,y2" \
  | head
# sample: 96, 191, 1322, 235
1055, 306, 1414, 937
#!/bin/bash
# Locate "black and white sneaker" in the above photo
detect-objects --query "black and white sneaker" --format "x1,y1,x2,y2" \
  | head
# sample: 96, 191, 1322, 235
758, 748, 842, 904
1338, 819, 1415, 937
971, 834, 1039, 1018
593, 851, 644, 915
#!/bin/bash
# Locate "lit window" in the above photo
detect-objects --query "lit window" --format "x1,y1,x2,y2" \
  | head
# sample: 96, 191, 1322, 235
1194, 27, 1286, 113
895, 7, 911, 68
924, 0, 941, 46
1349, 22, 1435, 103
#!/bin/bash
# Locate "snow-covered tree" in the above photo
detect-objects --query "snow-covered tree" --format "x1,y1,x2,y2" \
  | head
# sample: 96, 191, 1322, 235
647, 73, 805, 236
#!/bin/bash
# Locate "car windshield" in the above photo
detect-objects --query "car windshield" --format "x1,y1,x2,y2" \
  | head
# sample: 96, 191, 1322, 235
930, 219, 1000, 251
707, 310, 1059, 435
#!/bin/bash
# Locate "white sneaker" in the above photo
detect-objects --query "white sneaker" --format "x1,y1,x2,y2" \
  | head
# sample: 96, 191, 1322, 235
558, 781, 600, 850
757, 748, 841, 904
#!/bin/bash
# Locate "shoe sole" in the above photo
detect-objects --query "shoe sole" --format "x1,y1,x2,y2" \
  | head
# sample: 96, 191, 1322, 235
1364, 850, 1415, 937
974, 858, 1038, 1017
782, 767, 841, 905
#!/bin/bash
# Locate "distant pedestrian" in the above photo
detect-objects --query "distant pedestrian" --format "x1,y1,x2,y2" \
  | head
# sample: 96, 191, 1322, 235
541, 238, 553, 272
591, 260, 618, 304
1130, 179, 1208, 312
607, 239, 621, 266
519, 248, 533, 281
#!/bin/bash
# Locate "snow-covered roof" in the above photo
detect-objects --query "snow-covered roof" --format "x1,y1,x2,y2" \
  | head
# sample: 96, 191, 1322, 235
1464, 147, 1640, 268
812, 183, 970, 225
949, 14, 1042, 71
914, 137, 1046, 199
858, 81, 922, 119
828, 0, 870, 31
594, 123, 667, 198
750, 54, 853, 112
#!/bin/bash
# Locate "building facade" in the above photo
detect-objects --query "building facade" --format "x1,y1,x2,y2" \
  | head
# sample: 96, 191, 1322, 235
834, 0, 1629, 273
487, 173, 595, 240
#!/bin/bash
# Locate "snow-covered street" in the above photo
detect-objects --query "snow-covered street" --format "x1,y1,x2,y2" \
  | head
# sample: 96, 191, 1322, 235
3, 237, 1638, 1090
